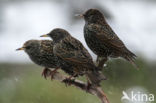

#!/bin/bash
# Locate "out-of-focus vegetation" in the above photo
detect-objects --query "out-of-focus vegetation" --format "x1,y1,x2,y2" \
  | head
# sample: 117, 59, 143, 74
0, 59, 155, 103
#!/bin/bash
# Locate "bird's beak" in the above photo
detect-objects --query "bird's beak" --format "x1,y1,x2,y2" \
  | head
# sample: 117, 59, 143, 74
75, 14, 84, 18
40, 34, 49, 37
16, 47, 25, 51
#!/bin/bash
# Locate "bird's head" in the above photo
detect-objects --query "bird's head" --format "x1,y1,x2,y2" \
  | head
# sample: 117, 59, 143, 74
16, 40, 40, 54
40, 28, 70, 43
77, 9, 104, 24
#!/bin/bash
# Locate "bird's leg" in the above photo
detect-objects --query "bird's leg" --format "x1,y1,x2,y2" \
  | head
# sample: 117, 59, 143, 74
50, 67, 59, 80
42, 68, 51, 79
97, 57, 107, 69
63, 74, 77, 86
86, 76, 92, 91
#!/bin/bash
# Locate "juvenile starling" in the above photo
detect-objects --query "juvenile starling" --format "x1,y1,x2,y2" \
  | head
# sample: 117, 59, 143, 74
16, 40, 75, 79
79, 9, 137, 69
40, 28, 106, 86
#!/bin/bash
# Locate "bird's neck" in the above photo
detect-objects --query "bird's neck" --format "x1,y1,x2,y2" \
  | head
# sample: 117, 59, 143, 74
27, 48, 40, 58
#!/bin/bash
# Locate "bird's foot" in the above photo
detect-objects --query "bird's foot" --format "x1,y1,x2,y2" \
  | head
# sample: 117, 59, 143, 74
42, 68, 51, 79
63, 76, 75, 86
50, 68, 59, 80
86, 81, 92, 92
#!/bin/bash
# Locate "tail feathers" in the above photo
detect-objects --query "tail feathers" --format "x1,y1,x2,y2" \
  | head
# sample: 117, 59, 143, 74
124, 51, 139, 70
87, 70, 106, 86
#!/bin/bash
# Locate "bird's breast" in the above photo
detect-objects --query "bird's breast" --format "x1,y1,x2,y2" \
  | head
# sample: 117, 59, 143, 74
84, 25, 111, 57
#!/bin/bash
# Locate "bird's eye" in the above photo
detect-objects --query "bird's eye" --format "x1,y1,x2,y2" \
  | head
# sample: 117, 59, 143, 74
25, 46, 31, 49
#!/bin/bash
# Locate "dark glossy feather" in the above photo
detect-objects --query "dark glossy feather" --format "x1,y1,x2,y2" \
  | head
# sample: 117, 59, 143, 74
83, 9, 137, 68
47, 28, 106, 85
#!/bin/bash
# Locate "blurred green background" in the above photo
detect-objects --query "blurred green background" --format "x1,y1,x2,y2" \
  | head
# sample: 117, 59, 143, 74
0, 59, 156, 103
0, 0, 156, 103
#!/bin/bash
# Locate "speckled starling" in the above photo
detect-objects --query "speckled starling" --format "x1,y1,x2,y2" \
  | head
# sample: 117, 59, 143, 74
40, 28, 106, 86
79, 9, 137, 69
16, 40, 76, 79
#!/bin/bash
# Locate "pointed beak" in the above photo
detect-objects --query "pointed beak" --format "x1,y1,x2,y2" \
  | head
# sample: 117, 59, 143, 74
16, 47, 25, 51
40, 34, 49, 37
75, 14, 84, 18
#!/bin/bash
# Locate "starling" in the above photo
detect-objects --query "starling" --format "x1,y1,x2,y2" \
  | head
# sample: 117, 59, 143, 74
16, 40, 75, 79
79, 9, 137, 69
40, 28, 106, 86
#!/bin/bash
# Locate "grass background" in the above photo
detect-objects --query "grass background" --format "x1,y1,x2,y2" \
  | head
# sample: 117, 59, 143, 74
0, 59, 156, 103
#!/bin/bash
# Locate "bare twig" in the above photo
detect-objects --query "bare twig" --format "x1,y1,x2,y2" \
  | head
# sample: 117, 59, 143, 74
47, 72, 109, 103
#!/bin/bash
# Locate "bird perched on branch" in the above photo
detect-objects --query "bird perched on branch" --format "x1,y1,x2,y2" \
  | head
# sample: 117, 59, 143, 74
16, 40, 75, 79
40, 28, 106, 86
78, 9, 137, 69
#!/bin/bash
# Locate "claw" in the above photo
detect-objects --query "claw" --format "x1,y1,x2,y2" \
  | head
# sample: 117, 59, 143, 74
63, 77, 75, 86
85, 76, 92, 92
62, 74, 76, 86
50, 68, 59, 80
42, 68, 51, 79
86, 81, 92, 91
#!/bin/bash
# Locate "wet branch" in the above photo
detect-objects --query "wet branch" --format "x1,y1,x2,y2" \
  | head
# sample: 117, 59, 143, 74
47, 72, 110, 103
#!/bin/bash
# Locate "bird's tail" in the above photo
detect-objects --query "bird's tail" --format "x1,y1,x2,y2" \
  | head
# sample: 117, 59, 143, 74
87, 66, 107, 86
123, 49, 139, 70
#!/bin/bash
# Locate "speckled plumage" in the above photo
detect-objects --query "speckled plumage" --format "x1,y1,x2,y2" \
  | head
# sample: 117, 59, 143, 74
83, 9, 137, 68
24, 40, 59, 68
17, 40, 76, 78
45, 28, 106, 85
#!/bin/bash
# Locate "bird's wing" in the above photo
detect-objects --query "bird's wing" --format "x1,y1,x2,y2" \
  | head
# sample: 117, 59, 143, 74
55, 37, 92, 64
63, 51, 90, 64
87, 24, 126, 50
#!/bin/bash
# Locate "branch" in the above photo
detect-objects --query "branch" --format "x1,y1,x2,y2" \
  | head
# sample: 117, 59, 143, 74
47, 72, 110, 103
